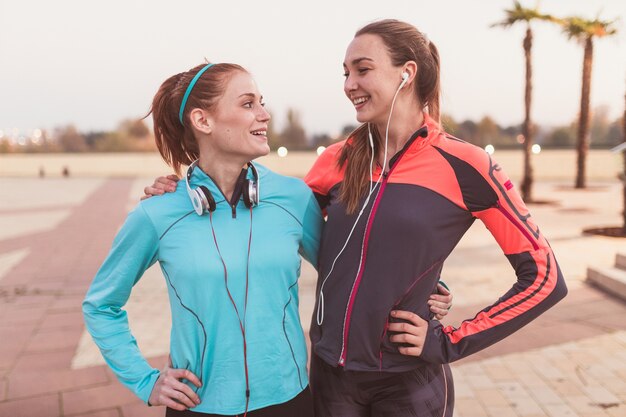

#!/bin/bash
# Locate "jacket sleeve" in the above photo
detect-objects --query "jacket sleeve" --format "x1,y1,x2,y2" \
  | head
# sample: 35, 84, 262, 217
82, 204, 161, 403
420, 155, 567, 364
299, 190, 323, 270
304, 141, 345, 211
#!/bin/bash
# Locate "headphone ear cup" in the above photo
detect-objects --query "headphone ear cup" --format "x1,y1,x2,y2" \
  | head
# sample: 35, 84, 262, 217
188, 188, 205, 215
199, 185, 216, 212
242, 180, 253, 208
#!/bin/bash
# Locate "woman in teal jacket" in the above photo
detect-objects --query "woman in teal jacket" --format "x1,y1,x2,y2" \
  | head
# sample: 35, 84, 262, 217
82, 63, 323, 416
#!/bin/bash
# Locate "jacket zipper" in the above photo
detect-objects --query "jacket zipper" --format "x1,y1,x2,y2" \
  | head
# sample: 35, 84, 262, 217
338, 171, 391, 366
338, 125, 431, 367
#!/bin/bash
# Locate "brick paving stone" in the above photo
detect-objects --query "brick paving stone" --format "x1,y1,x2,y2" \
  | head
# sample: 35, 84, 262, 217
475, 389, 511, 407
485, 365, 514, 381
120, 401, 164, 417
582, 386, 621, 405
7, 366, 109, 400
565, 395, 611, 415
48, 295, 85, 312
483, 405, 519, 417
1, 304, 48, 325
0, 324, 34, 350
464, 374, 496, 390
509, 397, 545, 416
523, 382, 563, 406
12, 349, 75, 371
597, 377, 626, 398
606, 405, 626, 417
543, 403, 581, 417
549, 379, 586, 397
38, 311, 84, 331
24, 327, 84, 353
68, 409, 121, 417
0, 349, 21, 370
454, 381, 474, 399
0, 393, 60, 417
572, 414, 609, 417
62, 383, 138, 416
455, 398, 489, 417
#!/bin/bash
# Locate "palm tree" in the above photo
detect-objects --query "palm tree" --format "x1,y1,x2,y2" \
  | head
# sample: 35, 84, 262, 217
558, 16, 618, 189
622, 91, 625, 234
492, 1, 553, 202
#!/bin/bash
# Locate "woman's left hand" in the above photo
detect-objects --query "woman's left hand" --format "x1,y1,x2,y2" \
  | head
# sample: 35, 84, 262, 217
387, 310, 429, 356
429, 283, 453, 320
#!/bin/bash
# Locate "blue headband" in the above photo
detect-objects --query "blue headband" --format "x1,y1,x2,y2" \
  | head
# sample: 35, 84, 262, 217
179, 63, 216, 125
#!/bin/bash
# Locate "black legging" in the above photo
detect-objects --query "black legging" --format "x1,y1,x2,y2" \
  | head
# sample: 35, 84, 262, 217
165, 386, 313, 417
310, 354, 454, 417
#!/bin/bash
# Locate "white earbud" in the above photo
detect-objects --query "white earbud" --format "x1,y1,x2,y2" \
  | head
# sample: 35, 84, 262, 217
400, 72, 409, 89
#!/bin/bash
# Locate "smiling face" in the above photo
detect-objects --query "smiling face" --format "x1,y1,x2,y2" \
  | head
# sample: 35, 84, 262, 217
207, 71, 271, 161
343, 34, 406, 125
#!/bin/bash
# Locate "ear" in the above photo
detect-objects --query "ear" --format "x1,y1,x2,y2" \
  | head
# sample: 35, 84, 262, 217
402, 61, 418, 86
189, 108, 213, 135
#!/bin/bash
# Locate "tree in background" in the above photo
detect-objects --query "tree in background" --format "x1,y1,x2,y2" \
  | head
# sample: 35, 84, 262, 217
120, 118, 150, 139
440, 113, 459, 137
558, 15, 617, 188
492, 1, 554, 201
280, 108, 308, 150
265, 109, 283, 150
87, 119, 156, 152
477, 116, 500, 148
56, 125, 88, 152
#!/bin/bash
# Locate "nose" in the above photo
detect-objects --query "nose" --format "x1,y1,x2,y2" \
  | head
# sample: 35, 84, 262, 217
257, 105, 270, 122
344, 74, 357, 97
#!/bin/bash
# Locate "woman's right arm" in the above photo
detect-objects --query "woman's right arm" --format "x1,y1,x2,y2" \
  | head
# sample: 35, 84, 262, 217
82, 205, 201, 410
141, 174, 180, 200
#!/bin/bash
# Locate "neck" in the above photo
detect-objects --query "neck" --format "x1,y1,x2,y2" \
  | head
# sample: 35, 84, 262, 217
197, 153, 248, 202
374, 105, 424, 168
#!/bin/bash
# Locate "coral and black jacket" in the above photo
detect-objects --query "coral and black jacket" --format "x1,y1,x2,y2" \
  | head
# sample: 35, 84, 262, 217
304, 114, 567, 371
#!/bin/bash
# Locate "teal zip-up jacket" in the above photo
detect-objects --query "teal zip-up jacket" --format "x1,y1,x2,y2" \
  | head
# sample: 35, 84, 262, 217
82, 163, 323, 414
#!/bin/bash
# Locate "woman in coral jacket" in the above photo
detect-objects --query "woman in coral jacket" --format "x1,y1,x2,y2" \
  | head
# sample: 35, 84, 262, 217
303, 19, 567, 417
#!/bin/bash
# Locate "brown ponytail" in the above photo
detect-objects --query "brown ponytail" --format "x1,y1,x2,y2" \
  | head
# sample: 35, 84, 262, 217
338, 19, 442, 214
147, 63, 246, 175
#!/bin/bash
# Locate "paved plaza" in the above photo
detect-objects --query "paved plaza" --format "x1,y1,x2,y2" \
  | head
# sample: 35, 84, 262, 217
0, 176, 625, 417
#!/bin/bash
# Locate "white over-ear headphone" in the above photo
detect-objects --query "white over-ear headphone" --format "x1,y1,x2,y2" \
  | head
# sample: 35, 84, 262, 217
185, 159, 260, 215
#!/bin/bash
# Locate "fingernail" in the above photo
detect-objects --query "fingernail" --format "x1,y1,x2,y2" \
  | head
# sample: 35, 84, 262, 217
391, 311, 397, 316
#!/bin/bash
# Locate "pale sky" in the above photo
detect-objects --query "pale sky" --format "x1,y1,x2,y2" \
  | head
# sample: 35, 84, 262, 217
1, 0, 625, 138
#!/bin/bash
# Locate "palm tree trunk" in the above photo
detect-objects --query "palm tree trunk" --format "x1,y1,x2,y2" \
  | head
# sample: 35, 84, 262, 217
575, 36, 593, 189
622, 91, 626, 233
521, 27, 534, 201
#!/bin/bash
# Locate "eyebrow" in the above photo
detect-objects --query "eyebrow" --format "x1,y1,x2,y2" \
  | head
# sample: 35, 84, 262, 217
343, 57, 374, 68
238, 93, 263, 100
